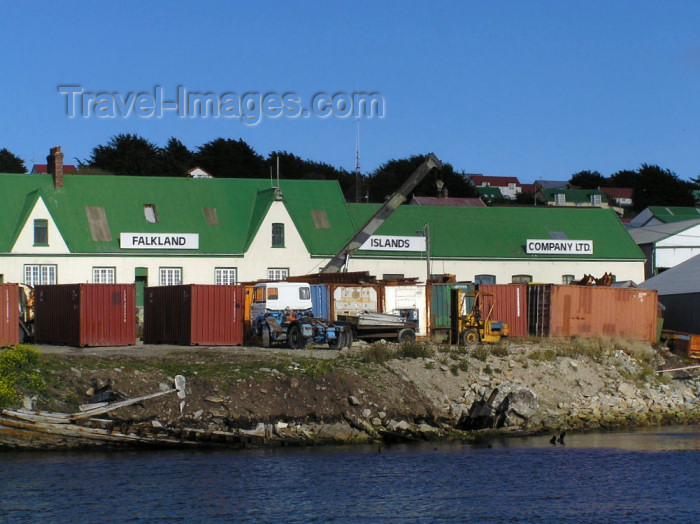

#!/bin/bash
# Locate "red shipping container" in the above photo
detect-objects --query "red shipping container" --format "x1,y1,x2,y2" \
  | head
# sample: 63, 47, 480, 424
0, 284, 19, 347
143, 285, 244, 346
34, 284, 136, 347
478, 284, 529, 338
528, 285, 658, 342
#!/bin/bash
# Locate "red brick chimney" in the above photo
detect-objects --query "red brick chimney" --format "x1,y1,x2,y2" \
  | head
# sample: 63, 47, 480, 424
47, 146, 64, 188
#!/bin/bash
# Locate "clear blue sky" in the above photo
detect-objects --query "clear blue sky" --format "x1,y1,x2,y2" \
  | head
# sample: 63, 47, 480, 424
2, 1, 700, 183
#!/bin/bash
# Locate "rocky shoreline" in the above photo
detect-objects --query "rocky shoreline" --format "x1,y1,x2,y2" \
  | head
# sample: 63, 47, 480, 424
5, 339, 700, 449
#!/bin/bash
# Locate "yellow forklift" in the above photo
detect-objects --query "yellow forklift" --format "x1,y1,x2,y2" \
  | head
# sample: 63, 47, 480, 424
456, 290, 509, 346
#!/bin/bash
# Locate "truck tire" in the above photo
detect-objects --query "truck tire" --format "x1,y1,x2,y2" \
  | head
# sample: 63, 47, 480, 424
397, 328, 416, 343
288, 324, 306, 349
262, 325, 271, 348
460, 328, 479, 346
329, 331, 346, 350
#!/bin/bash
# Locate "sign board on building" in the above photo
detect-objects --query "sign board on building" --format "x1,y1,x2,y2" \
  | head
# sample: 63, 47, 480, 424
120, 233, 199, 250
526, 239, 593, 255
360, 235, 426, 252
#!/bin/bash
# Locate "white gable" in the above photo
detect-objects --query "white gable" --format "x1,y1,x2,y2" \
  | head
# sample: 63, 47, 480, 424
10, 197, 70, 254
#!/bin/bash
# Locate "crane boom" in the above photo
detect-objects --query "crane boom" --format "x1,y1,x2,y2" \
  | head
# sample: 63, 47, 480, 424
321, 153, 442, 273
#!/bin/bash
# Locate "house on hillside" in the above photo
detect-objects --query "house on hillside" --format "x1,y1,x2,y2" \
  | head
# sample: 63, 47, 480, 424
628, 206, 700, 228
639, 254, 700, 334
468, 175, 522, 200
627, 219, 700, 279
475, 186, 503, 203
536, 188, 611, 210
0, 147, 646, 307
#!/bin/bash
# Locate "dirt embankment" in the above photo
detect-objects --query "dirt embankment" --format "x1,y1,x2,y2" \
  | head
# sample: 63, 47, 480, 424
31, 339, 700, 444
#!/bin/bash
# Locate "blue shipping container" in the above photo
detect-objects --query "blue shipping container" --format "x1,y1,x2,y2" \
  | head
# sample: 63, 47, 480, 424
311, 284, 330, 319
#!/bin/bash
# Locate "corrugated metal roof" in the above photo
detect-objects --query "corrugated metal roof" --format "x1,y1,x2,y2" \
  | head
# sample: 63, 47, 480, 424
348, 205, 643, 260
643, 206, 700, 223
626, 218, 700, 244
639, 253, 700, 295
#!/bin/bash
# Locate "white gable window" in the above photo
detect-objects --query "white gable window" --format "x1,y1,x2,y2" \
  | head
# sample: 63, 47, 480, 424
34, 219, 48, 246
93, 267, 116, 284
215, 268, 237, 285
591, 194, 602, 206
267, 268, 289, 281
554, 193, 566, 205
159, 267, 182, 286
24, 264, 57, 286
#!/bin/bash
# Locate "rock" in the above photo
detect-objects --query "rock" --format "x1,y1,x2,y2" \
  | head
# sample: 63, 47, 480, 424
205, 395, 226, 403
348, 395, 361, 406
496, 389, 538, 428
316, 422, 355, 442
618, 383, 636, 399
151, 419, 163, 428
378, 411, 386, 419
371, 418, 382, 426
362, 408, 372, 418
70, 367, 82, 377
290, 377, 300, 388
193, 409, 204, 420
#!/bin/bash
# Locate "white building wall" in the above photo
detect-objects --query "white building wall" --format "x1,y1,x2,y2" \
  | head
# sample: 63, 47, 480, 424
655, 225, 700, 269
11, 199, 69, 254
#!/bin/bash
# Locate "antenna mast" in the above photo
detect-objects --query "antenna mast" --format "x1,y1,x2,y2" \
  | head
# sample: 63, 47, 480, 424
355, 118, 361, 203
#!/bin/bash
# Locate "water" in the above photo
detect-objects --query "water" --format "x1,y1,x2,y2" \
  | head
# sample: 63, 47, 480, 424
2, 426, 700, 523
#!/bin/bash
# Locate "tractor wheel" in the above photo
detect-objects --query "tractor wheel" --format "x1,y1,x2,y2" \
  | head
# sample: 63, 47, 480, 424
397, 328, 416, 343
329, 331, 346, 350
261, 325, 271, 348
460, 328, 479, 346
288, 324, 306, 349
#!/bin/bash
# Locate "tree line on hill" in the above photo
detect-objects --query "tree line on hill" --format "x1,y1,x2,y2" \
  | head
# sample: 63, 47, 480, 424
1, 135, 698, 210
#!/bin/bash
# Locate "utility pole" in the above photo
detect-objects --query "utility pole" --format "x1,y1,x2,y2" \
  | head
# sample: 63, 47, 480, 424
424, 221, 431, 282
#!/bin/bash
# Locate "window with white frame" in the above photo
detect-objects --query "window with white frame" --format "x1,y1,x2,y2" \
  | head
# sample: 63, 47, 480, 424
215, 268, 237, 285
24, 264, 57, 286
512, 274, 532, 284
554, 193, 566, 205
562, 274, 576, 284
267, 268, 289, 281
92, 267, 116, 284
591, 194, 602, 206
159, 267, 182, 286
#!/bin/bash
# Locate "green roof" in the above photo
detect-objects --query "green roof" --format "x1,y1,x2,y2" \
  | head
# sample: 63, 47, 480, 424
0, 173, 643, 261
348, 205, 643, 259
543, 188, 609, 204
476, 186, 502, 200
644, 206, 700, 224
0, 173, 354, 255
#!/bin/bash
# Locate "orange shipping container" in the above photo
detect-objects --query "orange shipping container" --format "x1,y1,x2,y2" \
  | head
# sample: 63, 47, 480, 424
143, 285, 244, 346
34, 284, 136, 347
477, 284, 528, 337
528, 285, 658, 342
0, 284, 19, 347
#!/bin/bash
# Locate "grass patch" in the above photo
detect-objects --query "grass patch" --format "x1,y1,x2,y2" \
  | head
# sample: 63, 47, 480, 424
0, 345, 46, 407
449, 364, 460, 376
471, 346, 490, 362
397, 341, 435, 359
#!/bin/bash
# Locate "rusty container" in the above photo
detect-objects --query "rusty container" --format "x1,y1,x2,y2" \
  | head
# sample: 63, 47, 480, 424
478, 284, 529, 337
0, 283, 19, 347
34, 284, 136, 347
528, 285, 658, 342
143, 285, 244, 346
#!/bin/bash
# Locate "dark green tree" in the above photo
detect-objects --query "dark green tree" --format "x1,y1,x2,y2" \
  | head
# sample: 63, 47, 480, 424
0, 148, 27, 173
161, 137, 194, 176
195, 138, 266, 178
632, 164, 695, 212
84, 134, 166, 176
267, 151, 357, 199
608, 169, 637, 188
366, 155, 476, 203
569, 170, 606, 189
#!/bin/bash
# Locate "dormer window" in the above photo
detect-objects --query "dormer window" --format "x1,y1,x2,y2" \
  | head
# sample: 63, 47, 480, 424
34, 219, 48, 246
144, 204, 159, 223
591, 194, 602, 206
554, 193, 566, 205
